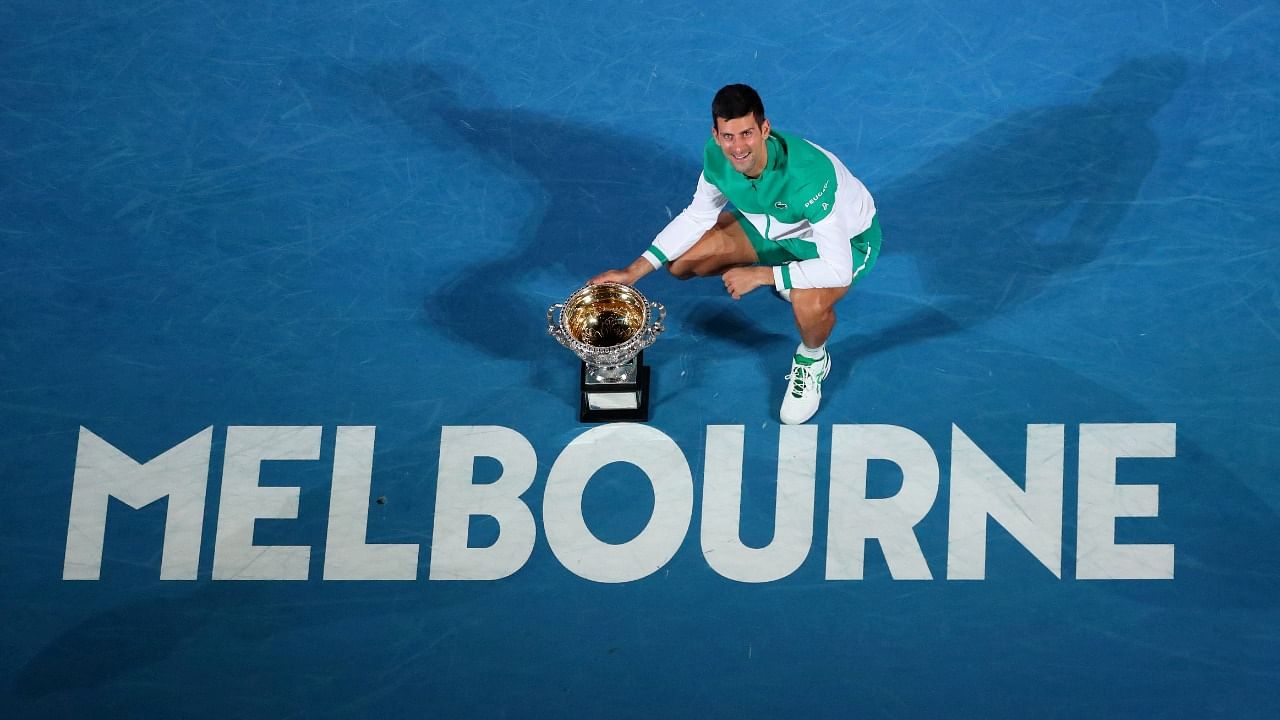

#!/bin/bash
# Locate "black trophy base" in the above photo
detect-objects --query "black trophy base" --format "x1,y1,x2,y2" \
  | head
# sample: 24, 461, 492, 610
579, 352, 651, 423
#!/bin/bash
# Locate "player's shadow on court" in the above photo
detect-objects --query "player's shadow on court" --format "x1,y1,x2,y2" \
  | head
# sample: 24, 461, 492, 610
331, 57, 1278, 614
834, 55, 1189, 367
333, 56, 1188, 390
319, 62, 705, 383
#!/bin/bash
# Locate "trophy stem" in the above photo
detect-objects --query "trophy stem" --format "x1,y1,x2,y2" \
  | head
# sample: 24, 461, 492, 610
579, 351, 651, 423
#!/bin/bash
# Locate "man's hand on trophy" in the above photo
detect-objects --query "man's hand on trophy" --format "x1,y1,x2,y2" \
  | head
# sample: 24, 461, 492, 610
589, 257, 654, 286
588, 269, 635, 285
722, 266, 774, 300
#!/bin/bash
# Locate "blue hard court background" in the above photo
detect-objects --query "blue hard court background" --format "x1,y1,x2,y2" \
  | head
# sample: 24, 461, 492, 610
2, 1, 1278, 718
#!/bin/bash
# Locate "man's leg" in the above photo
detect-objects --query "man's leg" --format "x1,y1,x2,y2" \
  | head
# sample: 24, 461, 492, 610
789, 286, 850, 348
780, 285, 850, 425
667, 212, 759, 279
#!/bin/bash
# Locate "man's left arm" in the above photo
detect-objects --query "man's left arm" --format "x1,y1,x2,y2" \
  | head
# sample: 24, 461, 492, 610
771, 188, 856, 291
724, 204, 855, 298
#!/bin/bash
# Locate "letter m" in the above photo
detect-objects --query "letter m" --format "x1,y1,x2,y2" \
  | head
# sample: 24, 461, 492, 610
63, 427, 213, 580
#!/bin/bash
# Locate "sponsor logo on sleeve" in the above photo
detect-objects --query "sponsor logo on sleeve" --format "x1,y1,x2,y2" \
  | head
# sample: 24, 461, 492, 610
803, 179, 831, 209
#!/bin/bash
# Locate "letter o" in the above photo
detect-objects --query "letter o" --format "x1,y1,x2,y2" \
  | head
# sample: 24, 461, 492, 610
544, 424, 693, 582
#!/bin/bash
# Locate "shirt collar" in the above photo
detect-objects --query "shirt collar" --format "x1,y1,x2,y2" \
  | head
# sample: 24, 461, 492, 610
743, 133, 785, 181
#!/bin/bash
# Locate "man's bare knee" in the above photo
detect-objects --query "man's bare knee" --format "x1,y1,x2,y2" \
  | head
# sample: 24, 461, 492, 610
669, 256, 727, 278
668, 266, 695, 280
792, 290, 826, 314
667, 258, 700, 279
666, 214, 757, 280
792, 287, 847, 319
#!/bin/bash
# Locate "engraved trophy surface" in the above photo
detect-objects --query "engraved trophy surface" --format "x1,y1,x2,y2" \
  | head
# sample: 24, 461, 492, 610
547, 282, 665, 422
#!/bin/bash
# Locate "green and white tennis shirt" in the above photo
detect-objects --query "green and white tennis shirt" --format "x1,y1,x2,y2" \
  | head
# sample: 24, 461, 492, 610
642, 129, 877, 290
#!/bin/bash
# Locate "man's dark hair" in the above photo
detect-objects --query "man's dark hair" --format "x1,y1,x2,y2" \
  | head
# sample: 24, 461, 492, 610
712, 84, 766, 127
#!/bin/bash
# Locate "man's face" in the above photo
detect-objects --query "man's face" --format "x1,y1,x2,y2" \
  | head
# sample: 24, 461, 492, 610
713, 113, 770, 177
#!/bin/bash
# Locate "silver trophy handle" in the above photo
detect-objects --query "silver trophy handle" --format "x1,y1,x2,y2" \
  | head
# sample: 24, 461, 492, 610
639, 300, 666, 349
650, 300, 666, 329
546, 303, 572, 349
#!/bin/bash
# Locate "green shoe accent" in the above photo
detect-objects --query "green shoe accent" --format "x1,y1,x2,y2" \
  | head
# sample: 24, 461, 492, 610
792, 352, 826, 366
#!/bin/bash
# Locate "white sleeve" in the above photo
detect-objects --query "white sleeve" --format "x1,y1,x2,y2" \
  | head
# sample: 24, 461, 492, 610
771, 155, 876, 290
643, 172, 727, 268
771, 213, 855, 290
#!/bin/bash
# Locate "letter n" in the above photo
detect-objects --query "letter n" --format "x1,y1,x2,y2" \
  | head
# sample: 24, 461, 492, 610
947, 424, 1064, 579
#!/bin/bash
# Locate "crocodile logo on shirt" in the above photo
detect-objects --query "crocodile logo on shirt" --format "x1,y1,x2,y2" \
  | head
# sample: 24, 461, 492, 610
774, 201, 788, 209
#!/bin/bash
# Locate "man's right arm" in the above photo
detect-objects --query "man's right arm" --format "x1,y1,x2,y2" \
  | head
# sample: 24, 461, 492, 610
589, 257, 656, 286
590, 173, 725, 285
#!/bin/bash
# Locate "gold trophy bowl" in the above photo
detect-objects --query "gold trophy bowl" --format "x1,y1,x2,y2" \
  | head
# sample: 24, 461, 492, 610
548, 282, 665, 421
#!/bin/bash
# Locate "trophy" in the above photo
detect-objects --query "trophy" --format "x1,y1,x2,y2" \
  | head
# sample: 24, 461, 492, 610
547, 282, 666, 422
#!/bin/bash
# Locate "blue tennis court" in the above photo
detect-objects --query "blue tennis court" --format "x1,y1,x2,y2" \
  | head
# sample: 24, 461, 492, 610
3, 1, 1278, 717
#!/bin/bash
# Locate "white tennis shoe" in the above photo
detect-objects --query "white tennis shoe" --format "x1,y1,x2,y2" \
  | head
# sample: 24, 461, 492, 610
780, 351, 830, 425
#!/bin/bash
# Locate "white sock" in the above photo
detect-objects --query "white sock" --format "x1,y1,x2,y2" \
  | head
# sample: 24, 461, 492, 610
796, 342, 826, 360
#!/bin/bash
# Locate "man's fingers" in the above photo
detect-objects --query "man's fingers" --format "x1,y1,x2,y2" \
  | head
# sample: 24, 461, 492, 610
590, 271, 623, 285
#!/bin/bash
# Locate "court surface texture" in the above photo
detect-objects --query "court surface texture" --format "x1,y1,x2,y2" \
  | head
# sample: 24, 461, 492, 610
2, 1, 1278, 718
